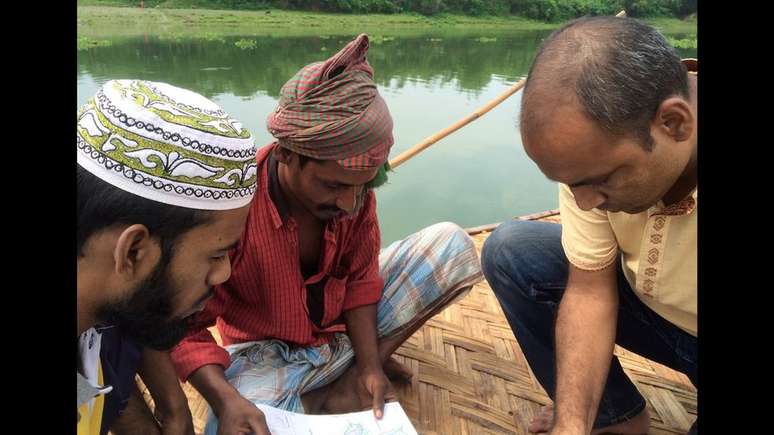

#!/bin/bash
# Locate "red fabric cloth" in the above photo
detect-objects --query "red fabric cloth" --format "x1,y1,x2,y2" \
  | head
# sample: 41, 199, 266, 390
170, 143, 384, 381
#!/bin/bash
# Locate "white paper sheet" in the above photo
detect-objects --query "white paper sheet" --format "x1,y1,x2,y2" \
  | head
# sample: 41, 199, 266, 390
254, 402, 418, 435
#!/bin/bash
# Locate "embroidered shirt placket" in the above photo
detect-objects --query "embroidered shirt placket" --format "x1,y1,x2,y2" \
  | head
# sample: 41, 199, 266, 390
637, 208, 671, 300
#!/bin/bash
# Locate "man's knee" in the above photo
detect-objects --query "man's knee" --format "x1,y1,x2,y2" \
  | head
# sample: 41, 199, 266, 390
406, 221, 480, 302
418, 220, 480, 274
434, 220, 480, 275
423, 221, 476, 252
481, 220, 550, 276
481, 220, 563, 298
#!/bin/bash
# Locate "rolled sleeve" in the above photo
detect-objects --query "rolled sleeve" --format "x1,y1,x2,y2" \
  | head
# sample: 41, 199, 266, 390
343, 275, 384, 311
169, 329, 230, 382
558, 183, 618, 271
169, 288, 231, 382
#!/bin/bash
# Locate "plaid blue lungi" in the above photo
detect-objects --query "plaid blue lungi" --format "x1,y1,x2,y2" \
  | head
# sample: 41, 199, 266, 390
204, 222, 482, 434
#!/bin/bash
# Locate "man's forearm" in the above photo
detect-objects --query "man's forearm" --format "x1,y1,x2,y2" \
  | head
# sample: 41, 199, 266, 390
137, 349, 189, 416
344, 303, 382, 372
188, 364, 242, 417
553, 269, 619, 433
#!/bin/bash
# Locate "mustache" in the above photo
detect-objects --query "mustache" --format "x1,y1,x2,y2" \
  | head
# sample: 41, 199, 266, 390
318, 204, 340, 213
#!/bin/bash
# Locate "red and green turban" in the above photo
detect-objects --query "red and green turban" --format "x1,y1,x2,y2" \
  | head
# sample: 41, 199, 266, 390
266, 34, 394, 170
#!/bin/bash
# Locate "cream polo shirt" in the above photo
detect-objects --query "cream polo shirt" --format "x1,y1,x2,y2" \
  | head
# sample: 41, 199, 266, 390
557, 58, 698, 337
558, 182, 697, 337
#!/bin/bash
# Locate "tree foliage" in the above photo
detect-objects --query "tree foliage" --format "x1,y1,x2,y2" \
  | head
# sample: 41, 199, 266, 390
84, 0, 697, 18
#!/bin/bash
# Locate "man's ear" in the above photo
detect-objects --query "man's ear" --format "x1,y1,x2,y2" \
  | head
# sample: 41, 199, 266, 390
113, 224, 160, 279
653, 97, 695, 143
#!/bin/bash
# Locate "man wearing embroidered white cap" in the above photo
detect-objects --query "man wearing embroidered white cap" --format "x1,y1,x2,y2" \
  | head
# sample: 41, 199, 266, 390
77, 80, 265, 435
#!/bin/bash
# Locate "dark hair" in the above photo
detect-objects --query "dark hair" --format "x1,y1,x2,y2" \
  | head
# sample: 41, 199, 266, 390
521, 16, 689, 150
77, 164, 213, 257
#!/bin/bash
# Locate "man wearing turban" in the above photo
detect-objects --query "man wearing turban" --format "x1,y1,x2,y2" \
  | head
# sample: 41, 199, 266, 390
169, 35, 483, 434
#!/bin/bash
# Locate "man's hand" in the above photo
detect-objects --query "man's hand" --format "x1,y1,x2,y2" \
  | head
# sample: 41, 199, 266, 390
214, 393, 271, 435
189, 364, 272, 435
137, 349, 195, 435
342, 304, 396, 419
357, 366, 397, 419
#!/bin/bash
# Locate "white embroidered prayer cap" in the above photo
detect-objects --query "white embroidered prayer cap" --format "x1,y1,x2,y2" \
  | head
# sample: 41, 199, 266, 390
77, 79, 257, 210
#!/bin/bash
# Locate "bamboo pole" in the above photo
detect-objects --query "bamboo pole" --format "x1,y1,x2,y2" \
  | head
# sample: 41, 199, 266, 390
464, 209, 560, 236
387, 10, 626, 170
388, 77, 526, 169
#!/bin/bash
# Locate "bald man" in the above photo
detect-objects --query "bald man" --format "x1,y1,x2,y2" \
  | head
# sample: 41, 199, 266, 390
482, 17, 697, 435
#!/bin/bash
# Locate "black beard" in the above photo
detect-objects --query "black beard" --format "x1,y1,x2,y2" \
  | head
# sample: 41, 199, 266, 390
96, 252, 191, 351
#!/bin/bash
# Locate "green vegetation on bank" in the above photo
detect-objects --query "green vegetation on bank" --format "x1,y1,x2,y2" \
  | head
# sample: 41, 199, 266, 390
77, 6, 556, 39
77, 0, 696, 21
77, 5, 696, 39
667, 35, 696, 49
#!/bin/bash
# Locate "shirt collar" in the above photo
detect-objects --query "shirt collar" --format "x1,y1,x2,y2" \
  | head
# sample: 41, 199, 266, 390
650, 187, 698, 217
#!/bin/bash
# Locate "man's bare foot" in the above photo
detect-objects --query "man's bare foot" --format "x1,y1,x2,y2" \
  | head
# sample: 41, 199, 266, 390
383, 356, 413, 383
527, 404, 650, 434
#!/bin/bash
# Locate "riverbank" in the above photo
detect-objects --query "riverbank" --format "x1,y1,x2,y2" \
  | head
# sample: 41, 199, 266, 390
77, 5, 697, 39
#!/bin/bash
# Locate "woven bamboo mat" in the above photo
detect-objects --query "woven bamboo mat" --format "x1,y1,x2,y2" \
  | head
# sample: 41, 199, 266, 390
139, 212, 697, 434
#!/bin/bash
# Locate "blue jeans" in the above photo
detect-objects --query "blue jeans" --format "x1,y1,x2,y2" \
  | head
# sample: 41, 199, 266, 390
481, 220, 697, 432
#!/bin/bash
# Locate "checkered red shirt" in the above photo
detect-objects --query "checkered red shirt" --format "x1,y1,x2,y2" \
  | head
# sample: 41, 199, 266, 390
170, 143, 384, 381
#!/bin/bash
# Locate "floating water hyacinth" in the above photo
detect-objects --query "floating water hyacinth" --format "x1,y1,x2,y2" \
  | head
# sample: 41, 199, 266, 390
667, 36, 697, 49
235, 39, 257, 50
77, 36, 112, 51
